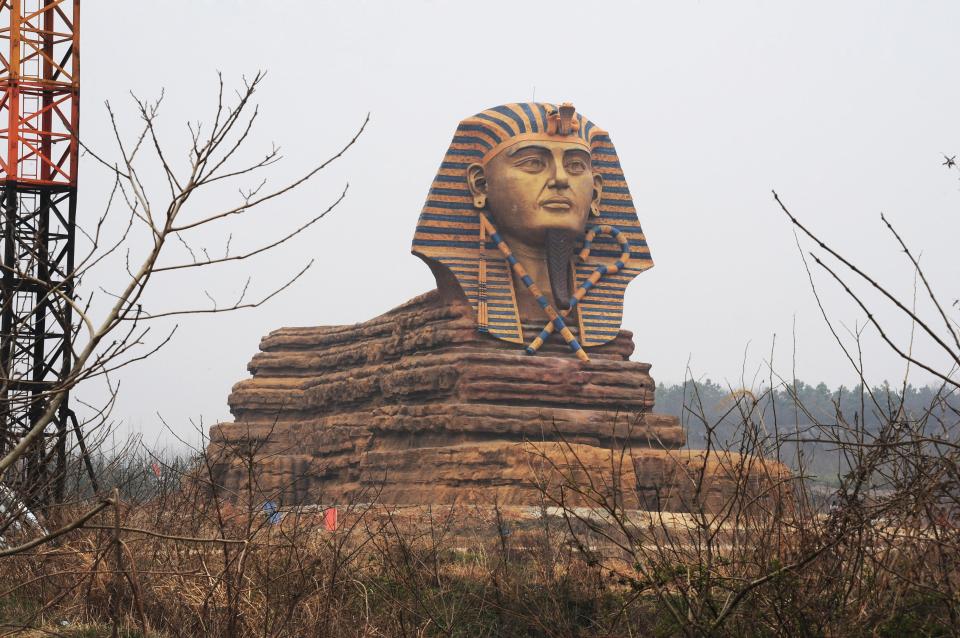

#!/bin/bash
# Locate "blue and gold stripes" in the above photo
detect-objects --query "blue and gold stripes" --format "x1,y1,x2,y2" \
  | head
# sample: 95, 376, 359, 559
526, 225, 632, 355
479, 212, 589, 362
412, 102, 654, 350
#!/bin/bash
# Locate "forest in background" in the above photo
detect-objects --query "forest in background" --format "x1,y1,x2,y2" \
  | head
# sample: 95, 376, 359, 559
656, 379, 960, 481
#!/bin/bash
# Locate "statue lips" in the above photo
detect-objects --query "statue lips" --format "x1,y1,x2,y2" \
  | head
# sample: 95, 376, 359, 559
545, 228, 577, 311
540, 196, 573, 211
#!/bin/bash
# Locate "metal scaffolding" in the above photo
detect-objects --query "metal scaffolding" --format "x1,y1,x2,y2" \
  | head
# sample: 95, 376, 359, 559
0, 0, 80, 504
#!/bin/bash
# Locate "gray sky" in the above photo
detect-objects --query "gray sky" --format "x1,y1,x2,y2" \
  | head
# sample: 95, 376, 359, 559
79, 1, 960, 446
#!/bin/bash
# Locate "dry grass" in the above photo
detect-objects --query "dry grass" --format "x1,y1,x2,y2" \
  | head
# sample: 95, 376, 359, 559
1, 431, 957, 638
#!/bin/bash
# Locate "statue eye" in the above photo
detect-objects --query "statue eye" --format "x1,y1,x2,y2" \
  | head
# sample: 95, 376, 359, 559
565, 159, 588, 174
515, 156, 545, 172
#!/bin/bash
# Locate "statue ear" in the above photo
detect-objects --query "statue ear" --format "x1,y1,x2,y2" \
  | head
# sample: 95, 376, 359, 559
591, 173, 604, 216
466, 163, 488, 209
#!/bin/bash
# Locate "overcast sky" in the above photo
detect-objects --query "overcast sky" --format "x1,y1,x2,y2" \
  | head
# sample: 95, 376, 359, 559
78, 1, 960, 447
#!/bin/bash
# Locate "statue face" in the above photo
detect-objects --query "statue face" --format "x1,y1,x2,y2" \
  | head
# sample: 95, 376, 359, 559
468, 141, 603, 246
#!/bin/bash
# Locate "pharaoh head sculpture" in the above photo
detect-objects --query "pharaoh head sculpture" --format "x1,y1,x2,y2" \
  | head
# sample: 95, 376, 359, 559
412, 103, 653, 358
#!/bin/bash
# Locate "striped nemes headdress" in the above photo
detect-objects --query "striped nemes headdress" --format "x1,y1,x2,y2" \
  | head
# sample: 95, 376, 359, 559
411, 102, 654, 348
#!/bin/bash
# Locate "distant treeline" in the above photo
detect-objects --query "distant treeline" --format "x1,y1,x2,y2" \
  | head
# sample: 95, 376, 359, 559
654, 379, 959, 480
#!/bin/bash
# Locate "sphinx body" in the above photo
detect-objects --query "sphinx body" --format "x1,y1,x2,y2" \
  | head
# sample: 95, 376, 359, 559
208, 104, 741, 510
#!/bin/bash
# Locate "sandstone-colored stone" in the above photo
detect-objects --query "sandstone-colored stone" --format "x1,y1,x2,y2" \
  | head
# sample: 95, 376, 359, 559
210, 290, 768, 511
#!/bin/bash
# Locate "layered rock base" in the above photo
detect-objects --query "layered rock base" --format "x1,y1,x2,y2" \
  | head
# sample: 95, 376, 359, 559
210, 291, 756, 510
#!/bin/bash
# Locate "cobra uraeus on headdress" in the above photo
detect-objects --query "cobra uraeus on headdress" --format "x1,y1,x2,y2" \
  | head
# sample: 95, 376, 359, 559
411, 102, 654, 355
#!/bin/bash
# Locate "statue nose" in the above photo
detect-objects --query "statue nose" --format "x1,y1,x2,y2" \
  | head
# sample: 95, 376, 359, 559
548, 167, 570, 189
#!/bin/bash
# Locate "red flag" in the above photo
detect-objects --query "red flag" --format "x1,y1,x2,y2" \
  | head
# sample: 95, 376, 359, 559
151, 462, 161, 478
324, 507, 338, 532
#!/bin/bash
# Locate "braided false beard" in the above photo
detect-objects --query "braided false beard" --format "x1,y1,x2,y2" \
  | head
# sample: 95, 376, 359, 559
545, 228, 576, 311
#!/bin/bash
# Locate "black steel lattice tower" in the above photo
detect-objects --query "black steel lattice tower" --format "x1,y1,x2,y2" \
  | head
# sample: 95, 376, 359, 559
0, 0, 80, 504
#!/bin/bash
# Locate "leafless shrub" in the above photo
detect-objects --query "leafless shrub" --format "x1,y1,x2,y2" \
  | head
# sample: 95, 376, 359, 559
0, 71, 366, 546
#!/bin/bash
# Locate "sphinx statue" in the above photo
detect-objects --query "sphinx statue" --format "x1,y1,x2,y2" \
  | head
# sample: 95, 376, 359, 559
209, 103, 715, 509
